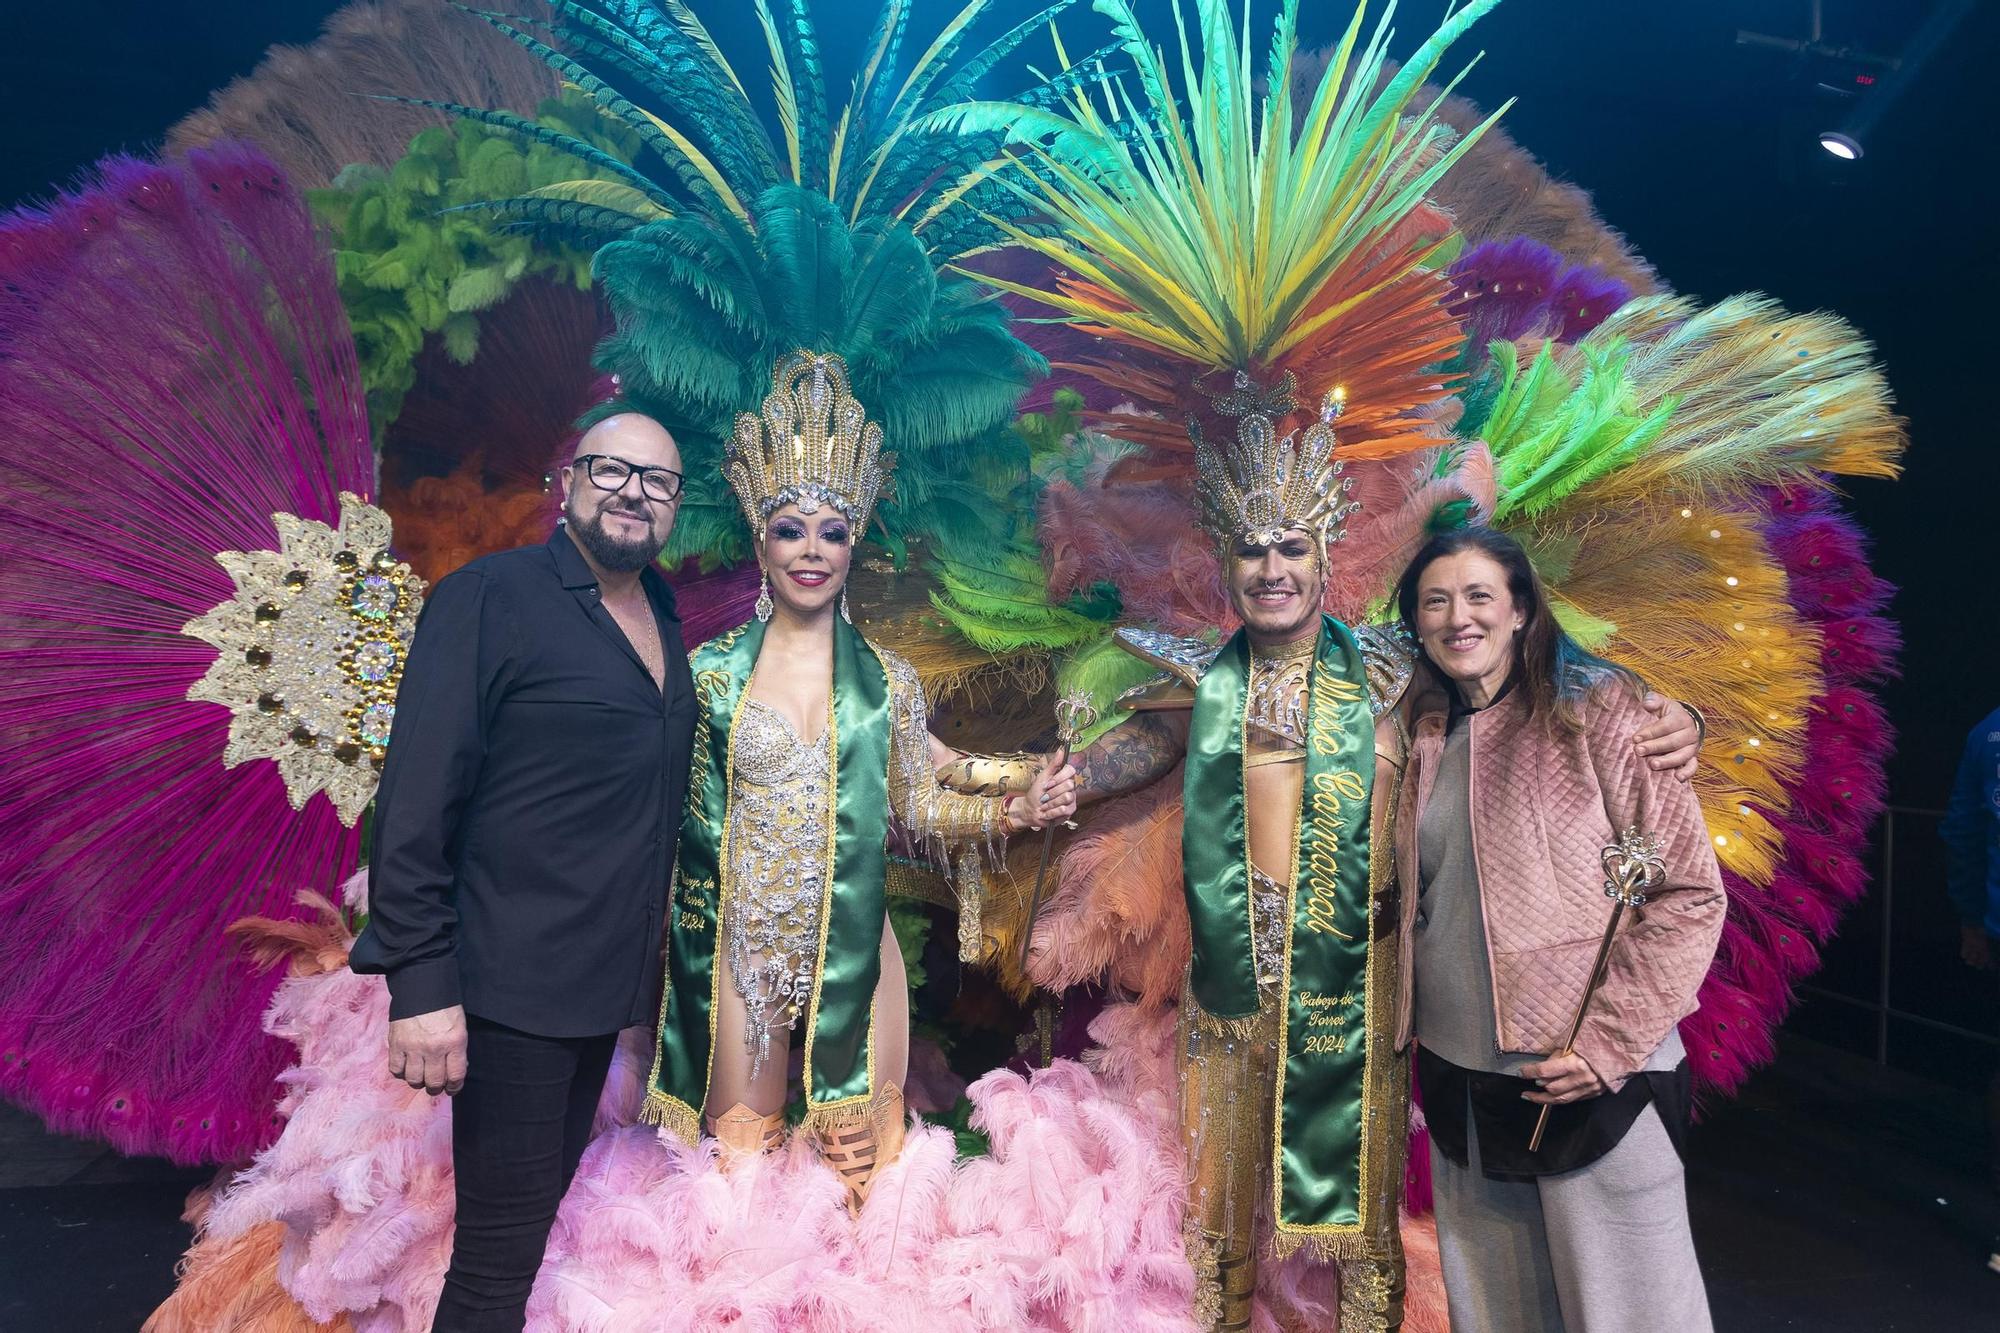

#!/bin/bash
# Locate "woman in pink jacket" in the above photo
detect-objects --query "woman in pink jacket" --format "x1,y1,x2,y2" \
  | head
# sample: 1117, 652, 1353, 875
1390, 527, 1726, 1332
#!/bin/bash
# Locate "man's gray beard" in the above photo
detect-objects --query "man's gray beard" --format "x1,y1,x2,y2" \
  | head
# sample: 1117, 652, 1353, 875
567, 501, 665, 573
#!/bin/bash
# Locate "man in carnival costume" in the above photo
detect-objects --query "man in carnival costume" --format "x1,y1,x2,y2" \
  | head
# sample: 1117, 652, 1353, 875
934, 1, 1702, 1324
1060, 379, 1704, 1332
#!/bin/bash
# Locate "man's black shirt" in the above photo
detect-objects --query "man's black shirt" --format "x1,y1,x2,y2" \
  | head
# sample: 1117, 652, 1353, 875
350, 529, 696, 1037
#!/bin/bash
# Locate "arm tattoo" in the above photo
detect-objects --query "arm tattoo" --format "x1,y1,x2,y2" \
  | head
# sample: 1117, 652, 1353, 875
1075, 710, 1187, 803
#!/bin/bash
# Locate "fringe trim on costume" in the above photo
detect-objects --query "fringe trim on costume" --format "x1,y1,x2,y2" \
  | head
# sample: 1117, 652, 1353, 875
1269, 1223, 1378, 1264
638, 1091, 702, 1149
1185, 996, 1266, 1042
800, 1093, 874, 1141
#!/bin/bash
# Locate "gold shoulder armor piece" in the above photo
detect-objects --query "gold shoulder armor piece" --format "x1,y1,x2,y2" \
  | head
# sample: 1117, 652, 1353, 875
1112, 627, 1220, 713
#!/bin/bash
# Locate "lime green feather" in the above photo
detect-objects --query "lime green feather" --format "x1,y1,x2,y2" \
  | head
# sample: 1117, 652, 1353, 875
928, 548, 1112, 656
1483, 339, 1683, 520
1054, 634, 1178, 749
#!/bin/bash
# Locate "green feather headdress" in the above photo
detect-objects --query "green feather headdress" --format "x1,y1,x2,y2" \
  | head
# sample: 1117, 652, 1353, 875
593, 185, 1044, 564
418, 0, 1112, 259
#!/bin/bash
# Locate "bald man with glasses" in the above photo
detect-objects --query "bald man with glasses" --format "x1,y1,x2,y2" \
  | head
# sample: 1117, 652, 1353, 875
351, 413, 698, 1331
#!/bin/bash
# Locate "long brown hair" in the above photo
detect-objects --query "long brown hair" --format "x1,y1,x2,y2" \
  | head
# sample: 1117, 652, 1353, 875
1394, 527, 1642, 730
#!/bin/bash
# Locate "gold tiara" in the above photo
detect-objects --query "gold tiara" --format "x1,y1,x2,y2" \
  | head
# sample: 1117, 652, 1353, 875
1189, 370, 1357, 550
725, 350, 894, 537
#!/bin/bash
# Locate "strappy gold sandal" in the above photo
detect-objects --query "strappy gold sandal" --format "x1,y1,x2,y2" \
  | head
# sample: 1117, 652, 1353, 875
818, 1082, 906, 1214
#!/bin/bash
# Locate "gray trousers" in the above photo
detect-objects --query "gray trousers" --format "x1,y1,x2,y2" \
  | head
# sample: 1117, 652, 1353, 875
1430, 1101, 1713, 1333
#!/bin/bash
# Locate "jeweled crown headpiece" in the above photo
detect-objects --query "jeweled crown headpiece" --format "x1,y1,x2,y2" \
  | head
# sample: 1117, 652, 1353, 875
1189, 370, 1358, 552
725, 350, 894, 537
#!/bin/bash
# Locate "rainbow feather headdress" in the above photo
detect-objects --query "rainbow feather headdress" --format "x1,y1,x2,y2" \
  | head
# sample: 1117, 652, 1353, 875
932, 0, 1510, 542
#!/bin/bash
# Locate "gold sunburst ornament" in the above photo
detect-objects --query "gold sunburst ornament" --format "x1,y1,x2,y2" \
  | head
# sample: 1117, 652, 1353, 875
182, 492, 425, 826
1190, 372, 1358, 553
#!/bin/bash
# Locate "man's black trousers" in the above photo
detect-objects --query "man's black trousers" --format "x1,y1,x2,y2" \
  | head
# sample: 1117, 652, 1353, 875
431, 1016, 619, 1332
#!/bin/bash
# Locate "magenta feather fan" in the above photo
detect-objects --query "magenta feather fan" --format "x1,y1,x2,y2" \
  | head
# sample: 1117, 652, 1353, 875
0, 143, 376, 1163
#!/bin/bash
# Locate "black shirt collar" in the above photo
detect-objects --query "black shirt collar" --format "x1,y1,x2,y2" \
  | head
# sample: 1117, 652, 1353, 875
546, 526, 677, 617
548, 525, 600, 589
1446, 674, 1518, 728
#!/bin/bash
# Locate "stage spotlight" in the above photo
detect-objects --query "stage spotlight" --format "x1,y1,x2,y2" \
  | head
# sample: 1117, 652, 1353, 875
1818, 131, 1863, 160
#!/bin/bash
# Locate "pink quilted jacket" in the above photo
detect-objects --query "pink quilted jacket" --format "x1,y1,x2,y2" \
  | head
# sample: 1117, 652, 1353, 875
1391, 681, 1725, 1088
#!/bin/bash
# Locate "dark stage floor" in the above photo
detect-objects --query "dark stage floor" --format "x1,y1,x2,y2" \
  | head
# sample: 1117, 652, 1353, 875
3, 1036, 1997, 1332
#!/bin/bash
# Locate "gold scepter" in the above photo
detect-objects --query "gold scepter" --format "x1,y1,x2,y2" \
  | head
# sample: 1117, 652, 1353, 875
1527, 826, 1667, 1153
1016, 689, 1099, 975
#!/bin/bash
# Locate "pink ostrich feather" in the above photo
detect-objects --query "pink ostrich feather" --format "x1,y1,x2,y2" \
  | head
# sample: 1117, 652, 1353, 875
1038, 471, 1232, 637
173, 915, 1449, 1330
1325, 443, 1498, 623
0, 144, 373, 1163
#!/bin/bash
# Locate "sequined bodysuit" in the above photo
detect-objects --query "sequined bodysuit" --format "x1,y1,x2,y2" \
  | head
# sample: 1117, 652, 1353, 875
723, 699, 834, 1078
719, 650, 1002, 1079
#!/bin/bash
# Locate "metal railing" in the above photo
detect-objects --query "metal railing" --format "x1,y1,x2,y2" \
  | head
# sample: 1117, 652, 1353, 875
1796, 804, 1998, 1064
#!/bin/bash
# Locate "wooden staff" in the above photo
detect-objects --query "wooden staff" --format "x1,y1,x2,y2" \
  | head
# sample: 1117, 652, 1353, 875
1527, 827, 1667, 1153
1016, 690, 1099, 975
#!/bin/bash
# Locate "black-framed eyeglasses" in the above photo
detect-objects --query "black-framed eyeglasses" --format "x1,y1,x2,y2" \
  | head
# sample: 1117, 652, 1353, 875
570, 453, 684, 504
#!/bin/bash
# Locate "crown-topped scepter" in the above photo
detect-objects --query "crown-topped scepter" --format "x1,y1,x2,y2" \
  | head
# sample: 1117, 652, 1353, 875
1527, 827, 1668, 1152
1016, 689, 1101, 974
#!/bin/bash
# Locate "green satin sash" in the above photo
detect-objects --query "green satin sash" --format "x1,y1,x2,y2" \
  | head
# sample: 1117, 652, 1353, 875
1183, 615, 1379, 1243
642, 616, 891, 1143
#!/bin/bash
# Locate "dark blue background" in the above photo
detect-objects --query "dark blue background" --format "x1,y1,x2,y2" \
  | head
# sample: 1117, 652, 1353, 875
2, 0, 1991, 806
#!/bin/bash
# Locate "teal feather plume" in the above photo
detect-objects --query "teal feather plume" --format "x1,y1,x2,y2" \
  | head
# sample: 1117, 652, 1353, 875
535, 2, 777, 185
435, 0, 1077, 260
592, 184, 1044, 561
932, 0, 1079, 109
776, 0, 831, 190
448, 197, 648, 245
454, 6, 741, 215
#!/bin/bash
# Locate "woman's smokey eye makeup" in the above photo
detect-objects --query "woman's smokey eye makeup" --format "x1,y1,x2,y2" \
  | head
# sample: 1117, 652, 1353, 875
770, 519, 806, 541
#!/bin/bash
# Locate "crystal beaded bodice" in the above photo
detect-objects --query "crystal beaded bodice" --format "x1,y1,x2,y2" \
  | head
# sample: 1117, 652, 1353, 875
1244, 635, 1312, 993
723, 699, 833, 1078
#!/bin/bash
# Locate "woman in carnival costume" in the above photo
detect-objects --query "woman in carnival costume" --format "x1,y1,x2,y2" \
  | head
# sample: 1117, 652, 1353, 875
633, 339, 1076, 1202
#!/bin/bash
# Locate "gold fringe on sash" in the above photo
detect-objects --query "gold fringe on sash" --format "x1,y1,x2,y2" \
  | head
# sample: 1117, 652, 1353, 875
1184, 996, 1269, 1042
799, 1092, 874, 1141
637, 1090, 704, 1150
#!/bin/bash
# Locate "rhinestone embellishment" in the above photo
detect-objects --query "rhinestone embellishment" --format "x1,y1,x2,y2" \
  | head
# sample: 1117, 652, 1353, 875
182, 493, 424, 826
